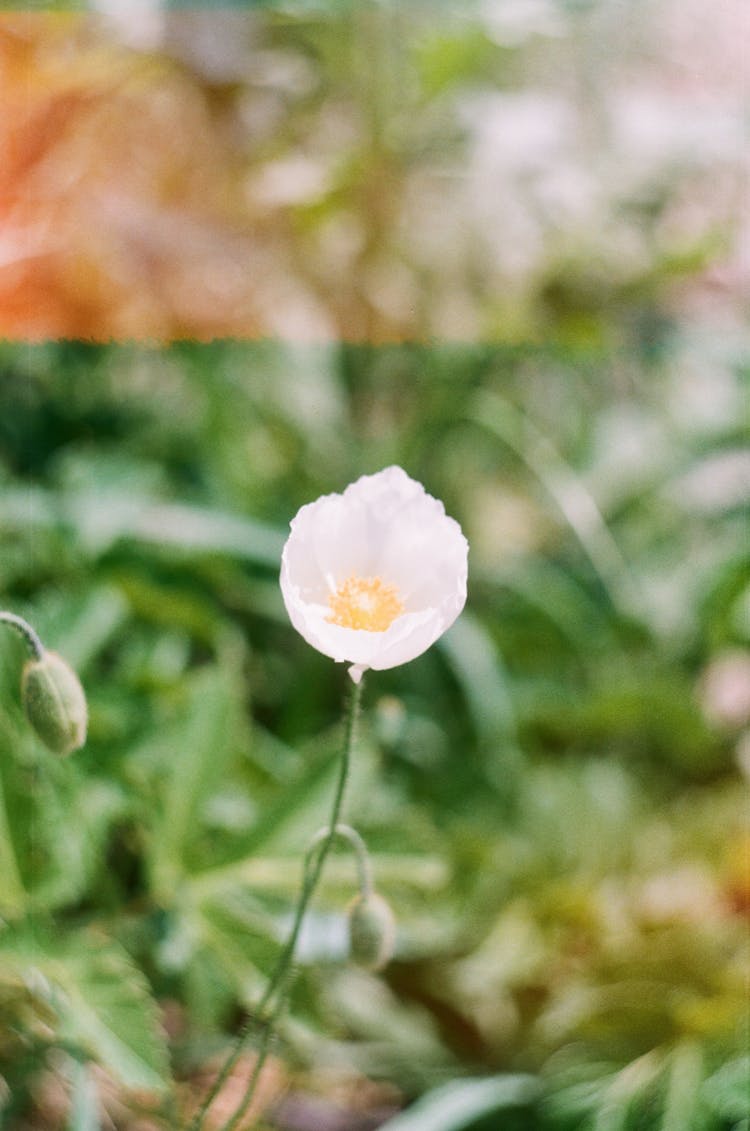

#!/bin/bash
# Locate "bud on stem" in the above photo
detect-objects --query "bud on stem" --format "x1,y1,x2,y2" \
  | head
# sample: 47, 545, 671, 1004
21, 652, 88, 756
347, 891, 396, 972
1, 612, 87, 756
305, 823, 396, 972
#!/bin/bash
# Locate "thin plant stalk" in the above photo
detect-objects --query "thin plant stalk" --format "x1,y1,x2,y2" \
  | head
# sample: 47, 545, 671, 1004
188, 676, 363, 1131
306, 823, 374, 900
0, 612, 45, 660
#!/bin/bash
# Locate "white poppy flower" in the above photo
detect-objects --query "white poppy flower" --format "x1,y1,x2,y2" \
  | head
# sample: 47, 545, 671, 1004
280, 466, 468, 683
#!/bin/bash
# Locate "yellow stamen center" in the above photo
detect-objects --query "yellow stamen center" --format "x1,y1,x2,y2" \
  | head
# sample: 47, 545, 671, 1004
326, 575, 404, 632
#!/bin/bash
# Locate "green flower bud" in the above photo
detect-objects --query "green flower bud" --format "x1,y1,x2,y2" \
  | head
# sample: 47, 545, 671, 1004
347, 891, 396, 972
21, 651, 88, 756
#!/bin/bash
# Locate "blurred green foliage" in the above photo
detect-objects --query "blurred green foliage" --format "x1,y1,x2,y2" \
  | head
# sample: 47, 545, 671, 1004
0, 331, 747, 1129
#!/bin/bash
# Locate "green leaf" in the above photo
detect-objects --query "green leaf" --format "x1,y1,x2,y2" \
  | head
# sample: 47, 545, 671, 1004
468, 391, 636, 618
0, 486, 284, 567
145, 664, 244, 893
376, 1075, 539, 1131
488, 555, 622, 660
67, 1061, 101, 1131
590, 1052, 665, 1131
57, 943, 169, 1095
701, 1057, 750, 1121
234, 717, 378, 858
660, 1042, 703, 1131
0, 712, 125, 917
439, 611, 524, 800
29, 584, 129, 673
186, 889, 283, 1012
0, 929, 169, 1095
0, 745, 25, 915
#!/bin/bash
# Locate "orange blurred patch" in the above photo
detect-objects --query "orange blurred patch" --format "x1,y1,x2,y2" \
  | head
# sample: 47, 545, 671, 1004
0, 13, 271, 340
0, 13, 422, 342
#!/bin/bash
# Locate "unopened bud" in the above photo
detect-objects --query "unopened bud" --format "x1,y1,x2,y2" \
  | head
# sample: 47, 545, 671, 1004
21, 651, 87, 756
347, 891, 396, 972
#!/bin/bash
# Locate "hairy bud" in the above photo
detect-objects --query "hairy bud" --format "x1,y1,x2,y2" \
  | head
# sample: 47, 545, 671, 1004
347, 891, 396, 972
21, 651, 88, 756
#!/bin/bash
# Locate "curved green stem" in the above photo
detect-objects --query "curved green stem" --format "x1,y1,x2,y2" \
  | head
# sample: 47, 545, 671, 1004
0, 612, 45, 661
306, 823, 374, 899
188, 676, 363, 1131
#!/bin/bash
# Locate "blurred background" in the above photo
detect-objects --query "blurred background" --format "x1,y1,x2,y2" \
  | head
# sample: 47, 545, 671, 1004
0, 2, 748, 1129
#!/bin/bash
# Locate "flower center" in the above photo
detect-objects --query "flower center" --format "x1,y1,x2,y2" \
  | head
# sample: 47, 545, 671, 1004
326, 575, 404, 632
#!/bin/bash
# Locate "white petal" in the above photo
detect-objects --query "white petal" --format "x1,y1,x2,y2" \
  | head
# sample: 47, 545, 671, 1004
279, 467, 469, 674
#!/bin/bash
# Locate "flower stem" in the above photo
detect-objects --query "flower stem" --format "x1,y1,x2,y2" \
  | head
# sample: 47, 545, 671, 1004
306, 823, 374, 900
188, 676, 363, 1131
0, 612, 45, 661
